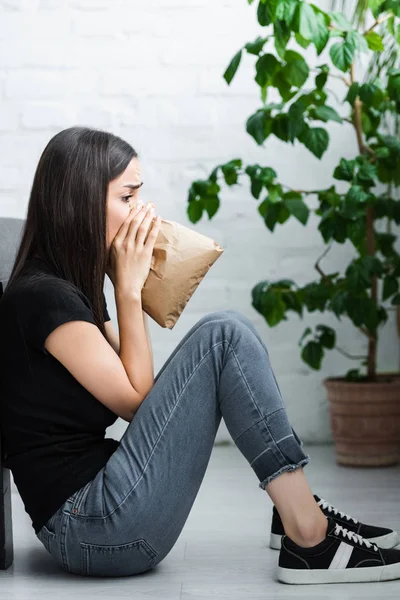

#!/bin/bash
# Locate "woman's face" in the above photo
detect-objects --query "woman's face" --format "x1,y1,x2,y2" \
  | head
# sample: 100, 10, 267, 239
106, 157, 148, 251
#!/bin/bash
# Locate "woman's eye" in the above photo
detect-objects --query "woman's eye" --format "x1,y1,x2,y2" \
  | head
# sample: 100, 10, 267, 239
122, 195, 133, 203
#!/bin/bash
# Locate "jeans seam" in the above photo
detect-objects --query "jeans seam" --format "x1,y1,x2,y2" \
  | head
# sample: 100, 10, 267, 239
234, 407, 286, 444
228, 339, 287, 441
105, 339, 231, 518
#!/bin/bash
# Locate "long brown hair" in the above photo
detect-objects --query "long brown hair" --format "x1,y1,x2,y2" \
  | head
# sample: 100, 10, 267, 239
5, 126, 138, 339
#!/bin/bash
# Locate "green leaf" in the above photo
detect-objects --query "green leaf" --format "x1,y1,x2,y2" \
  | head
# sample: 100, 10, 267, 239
187, 199, 204, 223
295, 31, 311, 48
276, 0, 298, 25
301, 340, 324, 370
329, 11, 352, 31
274, 19, 291, 58
381, 0, 400, 17
359, 81, 385, 107
316, 324, 336, 349
220, 159, 241, 185
365, 31, 385, 52
204, 195, 220, 219
263, 201, 290, 231
344, 368, 363, 381
299, 126, 329, 159
345, 261, 371, 293
346, 30, 369, 53
190, 179, 213, 198
282, 49, 310, 88
259, 165, 278, 185
288, 97, 308, 119
261, 291, 287, 326
315, 71, 328, 89
296, 2, 319, 39
382, 275, 399, 301
333, 158, 356, 181
250, 179, 263, 199
223, 50, 242, 85
345, 294, 380, 332
283, 191, 310, 224
312, 11, 330, 55
376, 232, 397, 257
255, 53, 281, 88
267, 184, 282, 203
388, 71, 400, 103
330, 41, 355, 72
272, 114, 290, 141
245, 36, 269, 56
331, 290, 348, 316
392, 293, 400, 306
312, 105, 342, 123
356, 160, 377, 186
257, 0, 277, 26
246, 110, 272, 145
272, 70, 297, 101
345, 82, 360, 106
346, 185, 369, 204
252, 283, 288, 326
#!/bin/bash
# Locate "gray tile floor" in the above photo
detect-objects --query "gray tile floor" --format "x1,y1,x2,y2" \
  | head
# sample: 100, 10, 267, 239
1, 443, 400, 599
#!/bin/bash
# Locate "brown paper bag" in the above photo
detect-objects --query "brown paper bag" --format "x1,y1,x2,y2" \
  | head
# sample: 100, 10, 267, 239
141, 218, 224, 328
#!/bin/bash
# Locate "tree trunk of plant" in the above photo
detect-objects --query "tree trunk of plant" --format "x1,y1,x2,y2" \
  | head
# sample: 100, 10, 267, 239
353, 72, 377, 381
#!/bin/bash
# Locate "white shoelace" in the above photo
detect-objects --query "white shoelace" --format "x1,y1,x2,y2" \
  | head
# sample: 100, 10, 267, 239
317, 497, 358, 524
334, 522, 378, 551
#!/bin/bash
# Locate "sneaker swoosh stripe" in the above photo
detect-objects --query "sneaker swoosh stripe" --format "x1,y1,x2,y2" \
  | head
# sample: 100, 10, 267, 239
329, 541, 353, 569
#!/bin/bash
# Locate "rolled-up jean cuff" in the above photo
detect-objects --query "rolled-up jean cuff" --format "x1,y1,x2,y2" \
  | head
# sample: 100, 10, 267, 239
258, 455, 310, 491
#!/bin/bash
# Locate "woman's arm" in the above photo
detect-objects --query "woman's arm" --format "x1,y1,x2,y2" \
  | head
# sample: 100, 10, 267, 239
116, 291, 154, 399
142, 309, 154, 379
104, 310, 154, 379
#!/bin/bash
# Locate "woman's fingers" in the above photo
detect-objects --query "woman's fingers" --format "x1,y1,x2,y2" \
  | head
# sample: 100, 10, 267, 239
116, 205, 146, 242
144, 215, 161, 249
134, 206, 156, 247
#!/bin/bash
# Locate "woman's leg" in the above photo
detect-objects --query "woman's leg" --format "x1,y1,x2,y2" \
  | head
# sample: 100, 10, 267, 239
154, 309, 304, 449
64, 309, 324, 575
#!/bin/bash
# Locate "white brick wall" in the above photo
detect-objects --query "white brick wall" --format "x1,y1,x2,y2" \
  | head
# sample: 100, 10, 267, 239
1, 0, 399, 446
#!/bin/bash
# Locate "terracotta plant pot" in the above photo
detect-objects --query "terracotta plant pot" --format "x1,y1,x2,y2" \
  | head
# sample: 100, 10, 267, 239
324, 372, 400, 467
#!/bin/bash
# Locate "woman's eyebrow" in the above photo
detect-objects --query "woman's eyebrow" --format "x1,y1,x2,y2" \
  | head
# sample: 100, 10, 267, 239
122, 182, 144, 190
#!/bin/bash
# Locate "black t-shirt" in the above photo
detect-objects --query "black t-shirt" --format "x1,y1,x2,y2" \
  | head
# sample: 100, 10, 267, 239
0, 257, 120, 534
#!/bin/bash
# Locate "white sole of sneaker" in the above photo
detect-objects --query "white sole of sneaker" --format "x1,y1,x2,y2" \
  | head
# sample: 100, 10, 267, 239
270, 533, 282, 550
270, 531, 400, 551
277, 561, 400, 584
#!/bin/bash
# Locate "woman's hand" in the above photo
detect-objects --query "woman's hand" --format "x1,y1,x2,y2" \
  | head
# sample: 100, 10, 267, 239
107, 202, 161, 297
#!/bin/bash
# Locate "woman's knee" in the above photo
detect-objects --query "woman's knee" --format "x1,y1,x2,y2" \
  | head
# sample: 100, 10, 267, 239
214, 309, 257, 334
204, 309, 245, 322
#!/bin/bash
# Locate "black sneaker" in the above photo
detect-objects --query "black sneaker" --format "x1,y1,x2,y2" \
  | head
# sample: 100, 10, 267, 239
278, 515, 400, 584
270, 493, 399, 550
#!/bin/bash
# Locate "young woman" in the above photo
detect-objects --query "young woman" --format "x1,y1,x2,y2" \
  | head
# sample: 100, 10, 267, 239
0, 126, 399, 585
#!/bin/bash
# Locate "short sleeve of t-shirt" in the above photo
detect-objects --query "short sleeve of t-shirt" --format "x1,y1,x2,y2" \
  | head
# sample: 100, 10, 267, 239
15, 279, 99, 356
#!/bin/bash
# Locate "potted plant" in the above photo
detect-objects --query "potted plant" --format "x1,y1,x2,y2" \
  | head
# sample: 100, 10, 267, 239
186, 0, 400, 467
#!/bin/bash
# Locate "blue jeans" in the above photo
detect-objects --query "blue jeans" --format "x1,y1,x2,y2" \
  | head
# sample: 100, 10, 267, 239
36, 310, 310, 577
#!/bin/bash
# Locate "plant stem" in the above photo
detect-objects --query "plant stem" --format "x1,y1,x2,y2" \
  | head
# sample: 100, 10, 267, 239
350, 62, 377, 381
364, 12, 394, 35
335, 346, 368, 360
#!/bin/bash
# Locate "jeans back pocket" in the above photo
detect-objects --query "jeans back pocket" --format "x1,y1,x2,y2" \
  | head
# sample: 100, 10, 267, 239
80, 538, 158, 577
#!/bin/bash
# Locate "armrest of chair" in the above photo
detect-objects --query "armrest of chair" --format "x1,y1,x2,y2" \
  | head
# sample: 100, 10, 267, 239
0, 280, 14, 570
0, 441, 13, 570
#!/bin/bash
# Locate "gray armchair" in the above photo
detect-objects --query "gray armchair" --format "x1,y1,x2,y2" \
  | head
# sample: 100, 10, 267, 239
0, 217, 24, 570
